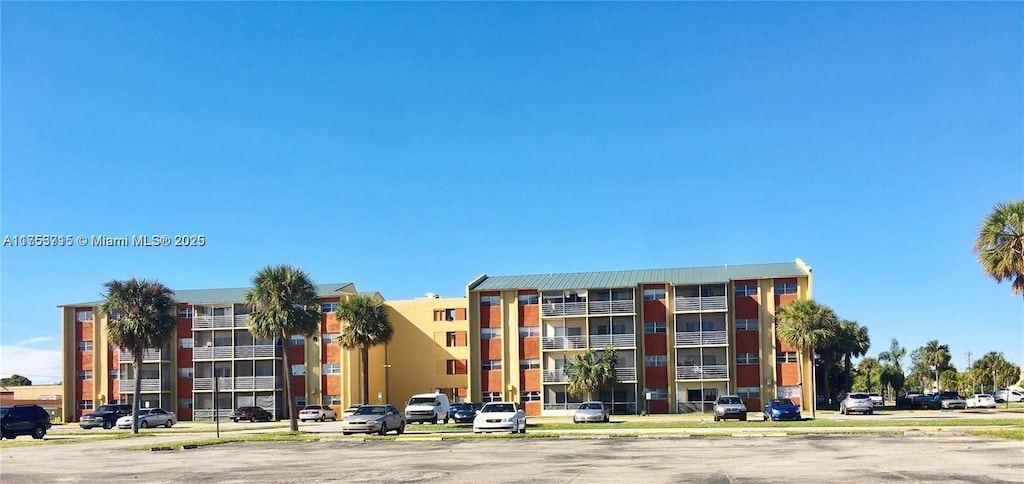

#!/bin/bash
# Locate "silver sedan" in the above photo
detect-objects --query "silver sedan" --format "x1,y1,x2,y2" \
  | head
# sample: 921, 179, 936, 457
573, 402, 609, 423
341, 404, 405, 435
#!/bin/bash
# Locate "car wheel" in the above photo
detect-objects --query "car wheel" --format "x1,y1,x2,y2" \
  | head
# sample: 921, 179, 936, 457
378, 423, 388, 436
165, 420, 173, 428
251, 416, 257, 423
573, 419, 579, 424
431, 414, 438, 425
714, 415, 720, 422
140, 421, 149, 429
741, 415, 747, 422
3, 434, 15, 440
444, 416, 449, 425
319, 415, 325, 422
103, 421, 112, 430
397, 422, 405, 435
32, 426, 46, 440
520, 421, 526, 434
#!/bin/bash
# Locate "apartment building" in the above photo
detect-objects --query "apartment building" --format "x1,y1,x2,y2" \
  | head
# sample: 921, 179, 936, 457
465, 259, 814, 416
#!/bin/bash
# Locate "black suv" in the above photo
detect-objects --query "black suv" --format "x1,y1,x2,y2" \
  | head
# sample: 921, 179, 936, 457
79, 404, 133, 429
230, 406, 273, 422
1, 404, 52, 440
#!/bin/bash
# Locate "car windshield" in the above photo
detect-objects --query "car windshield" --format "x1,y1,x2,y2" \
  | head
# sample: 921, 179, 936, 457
408, 397, 435, 405
354, 406, 387, 416
848, 393, 869, 399
775, 399, 795, 406
579, 403, 604, 410
135, 409, 153, 416
303, 406, 322, 411
482, 404, 515, 413
0, 407, 9, 418
718, 397, 741, 405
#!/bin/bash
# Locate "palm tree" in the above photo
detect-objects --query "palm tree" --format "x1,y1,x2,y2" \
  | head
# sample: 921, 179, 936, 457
973, 200, 1024, 298
856, 357, 880, 392
879, 364, 905, 404
336, 294, 393, 405
244, 265, 322, 432
878, 338, 906, 374
775, 299, 838, 418
920, 340, 951, 391
564, 347, 618, 402
835, 320, 870, 393
100, 278, 176, 434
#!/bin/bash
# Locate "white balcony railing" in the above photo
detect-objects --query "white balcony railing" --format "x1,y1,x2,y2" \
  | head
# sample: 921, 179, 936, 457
540, 302, 588, 317
234, 345, 279, 358
118, 378, 164, 392
192, 409, 234, 420
674, 331, 728, 346
587, 300, 635, 315
192, 347, 234, 359
542, 369, 571, 383
675, 365, 729, 380
193, 376, 278, 391
118, 349, 164, 363
588, 334, 636, 348
234, 315, 249, 326
615, 367, 637, 381
673, 296, 728, 312
192, 315, 237, 329
541, 335, 587, 350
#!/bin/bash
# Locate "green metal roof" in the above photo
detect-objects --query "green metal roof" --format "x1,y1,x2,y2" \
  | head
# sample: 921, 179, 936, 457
61, 283, 356, 307
468, 261, 810, 292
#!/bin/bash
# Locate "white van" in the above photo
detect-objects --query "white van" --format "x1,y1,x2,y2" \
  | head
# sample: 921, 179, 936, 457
405, 392, 450, 424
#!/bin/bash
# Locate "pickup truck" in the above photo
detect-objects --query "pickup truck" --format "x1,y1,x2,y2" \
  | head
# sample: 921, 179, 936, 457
868, 393, 884, 407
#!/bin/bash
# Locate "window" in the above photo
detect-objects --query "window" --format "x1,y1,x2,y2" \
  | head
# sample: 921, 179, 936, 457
518, 294, 538, 305
77, 341, 93, 351
735, 319, 759, 331
482, 360, 501, 371
774, 282, 797, 295
482, 392, 502, 403
321, 302, 338, 313
519, 359, 540, 370
778, 386, 801, 398
289, 334, 306, 345
737, 353, 759, 365
179, 398, 193, 409
179, 338, 194, 348
292, 364, 305, 376
643, 288, 666, 301
481, 328, 501, 339
178, 307, 193, 319
737, 387, 760, 398
446, 359, 467, 375
776, 352, 798, 363
645, 355, 667, 367
644, 322, 667, 334
518, 326, 539, 337
520, 391, 541, 402
78, 400, 93, 410
734, 284, 758, 297
75, 310, 94, 322
322, 333, 339, 344
433, 308, 458, 321
178, 367, 194, 378
110, 370, 120, 380
326, 395, 341, 405
77, 370, 92, 380
109, 311, 122, 320
322, 364, 341, 374
445, 332, 458, 347
480, 295, 500, 306
645, 388, 669, 400
295, 396, 306, 407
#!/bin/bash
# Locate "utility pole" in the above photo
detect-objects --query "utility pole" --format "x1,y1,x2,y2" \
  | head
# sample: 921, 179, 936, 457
966, 351, 972, 368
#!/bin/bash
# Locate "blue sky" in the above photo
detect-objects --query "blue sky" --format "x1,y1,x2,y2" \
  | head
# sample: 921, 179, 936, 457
2, 3, 1021, 384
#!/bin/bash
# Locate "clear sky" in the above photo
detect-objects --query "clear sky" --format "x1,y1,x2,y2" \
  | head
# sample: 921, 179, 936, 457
2, 2, 1021, 384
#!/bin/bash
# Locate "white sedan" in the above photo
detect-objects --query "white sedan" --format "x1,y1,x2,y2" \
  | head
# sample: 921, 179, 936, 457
299, 405, 337, 422
473, 401, 526, 434
116, 408, 176, 429
966, 394, 997, 409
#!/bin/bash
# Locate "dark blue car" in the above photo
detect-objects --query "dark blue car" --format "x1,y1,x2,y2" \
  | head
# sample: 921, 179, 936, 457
763, 398, 802, 421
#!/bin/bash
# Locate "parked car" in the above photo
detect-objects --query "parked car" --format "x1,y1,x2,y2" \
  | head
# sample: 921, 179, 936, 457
898, 391, 922, 409
473, 401, 526, 434
299, 405, 337, 422
116, 408, 176, 429
452, 403, 482, 424
910, 393, 934, 409
927, 392, 966, 410
966, 394, 997, 409
712, 395, 747, 422
230, 406, 274, 422
763, 398, 801, 421
1, 404, 51, 440
405, 393, 450, 424
342, 405, 362, 418
79, 404, 133, 429
868, 393, 884, 407
839, 393, 874, 415
341, 404, 405, 435
993, 390, 1024, 403
574, 401, 610, 423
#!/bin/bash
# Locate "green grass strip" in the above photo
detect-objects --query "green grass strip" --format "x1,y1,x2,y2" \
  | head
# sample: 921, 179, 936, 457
126, 431, 320, 451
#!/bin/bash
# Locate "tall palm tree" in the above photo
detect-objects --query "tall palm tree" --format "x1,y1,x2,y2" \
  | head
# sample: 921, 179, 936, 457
878, 338, 906, 374
856, 357, 879, 392
336, 294, 393, 405
775, 299, 838, 418
564, 347, 618, 402
973, 200, 1024, 298
879, 363, 905, 404
101, 278, 176, 434
920, 340, 951, 391
835, 320, 870, 393
244, 265, 322, 432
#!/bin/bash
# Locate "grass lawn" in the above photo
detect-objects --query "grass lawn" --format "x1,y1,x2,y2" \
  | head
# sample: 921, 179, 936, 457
127, 431, 320, 451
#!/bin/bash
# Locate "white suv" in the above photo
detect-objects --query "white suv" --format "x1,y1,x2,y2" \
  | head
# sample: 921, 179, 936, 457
299, 405, 337, 422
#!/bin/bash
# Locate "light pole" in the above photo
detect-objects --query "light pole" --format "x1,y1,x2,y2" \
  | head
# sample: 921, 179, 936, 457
383, 344, 391, 404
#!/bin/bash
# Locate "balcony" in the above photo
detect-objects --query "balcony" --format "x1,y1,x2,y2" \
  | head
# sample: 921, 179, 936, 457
541, 302, 587, 317
118, 378, 164, 392
588, 334, 636, 348
118, 349, 165, 363
542, 369, 571, 383
587, 300, 635, 315
192, 345, 280, 360
673, 331, 727, 346
675, 365, 729, 380
615, 367, 637, 381
192, 376, 277, 391
192, 315, 236, 329
673, 296, 727, 313
192, 409, 234, 420
541, 336, 587, 350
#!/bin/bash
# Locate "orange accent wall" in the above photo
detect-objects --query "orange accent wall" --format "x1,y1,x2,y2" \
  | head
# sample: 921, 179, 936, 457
455, 308, 467, 320
644, 366, 668, 387
292, 375, 305, 394
735, 331, 759, 353
776, 339, 798, 352
77, 351, 93, 370
777, 362, 799, 386
743, 397, 760, 410
736, 364, 760, 387
455, 331, 468, 347
520, 369, 540, 391
323, 313, 341, 333
481, 306, 501, 328
520, 337, 539, 359
324, 375, 341, 394
481, 370, 503, 391
642, 300, 666, 323
524, 401, 541, 416
644, 334, 667, 356
518, 304, 539, 326
324, 343, 341, 364
480, 338, 503, 360
649, 400, 669, 414
79, 322, 93, 340
733, 297, 759, 319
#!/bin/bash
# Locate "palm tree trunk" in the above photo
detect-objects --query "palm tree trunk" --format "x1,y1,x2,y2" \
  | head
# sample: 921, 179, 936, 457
935, 369, 941, 392
361, 346, 370, 405
280, 335, 298, 432
132, 352, 142, 434
844, 354, 852, 393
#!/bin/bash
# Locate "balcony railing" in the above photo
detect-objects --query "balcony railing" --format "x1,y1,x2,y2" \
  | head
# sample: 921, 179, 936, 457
118, 378, 164, 392
192, 376, 278, 391
588, 334, 636, 348
541, 302, 588, 317
234, 345, 279, 358
615, 367, 637, 381
673, 296, 727, 312
674, 331, 728, 346
675, 365, 729, 380
192, 315, 236, 329
541, 335, 587, 350
587, 300, 635, 315
192, 345, 280, 360
192, 409, 235, 420
542, 369, 571, 383
118, 349, 165, 363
